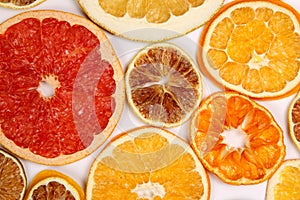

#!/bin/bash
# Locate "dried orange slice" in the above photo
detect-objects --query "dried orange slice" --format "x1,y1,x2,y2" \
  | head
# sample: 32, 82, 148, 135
190, 92, 286, 185
198, 0, 300, 99
0, 148, 26, 200
24, 170, 85, 200
266, 159, 300, 200
125, 43, 202, 127
86, 126, 210, 200
78, 0, 224, 41
288, 91, 300, 151
0, 10, 125, 165
0, 0, 45, 9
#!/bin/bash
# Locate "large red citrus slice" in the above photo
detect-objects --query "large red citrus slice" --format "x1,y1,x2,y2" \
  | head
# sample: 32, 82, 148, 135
0, 10, 125, 165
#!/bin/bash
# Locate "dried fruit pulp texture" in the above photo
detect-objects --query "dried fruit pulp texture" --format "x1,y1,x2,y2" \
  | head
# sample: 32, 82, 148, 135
89, 131, 208, 199
0, 17, 116, 158
193, 93, 285, 184
0, 151, 25, 200
0, 0, 36, 6
204, 1, 300, 97
128, 46, 201, 126
291, 98, 300, 142
98, 0, 204, 23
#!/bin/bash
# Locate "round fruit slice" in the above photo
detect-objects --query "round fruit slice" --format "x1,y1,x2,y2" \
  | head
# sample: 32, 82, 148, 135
266, 159, 300, 200
190, 92, 286, 185
0, 148, 26, 200
0, 10, 125, 165
198, 0, 300, 99
288, 91, 300, 151
78, 0, 224, 41
24, 170, 85, 200
86, 126, 210, 200
125, 43, 202, 127
0, 0, 45, 9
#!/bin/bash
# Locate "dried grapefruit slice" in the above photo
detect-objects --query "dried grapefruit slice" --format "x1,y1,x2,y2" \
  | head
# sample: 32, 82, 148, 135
198, 0, 300, 99
0, 10, 125, 165
125, 43, 202, 127
0, 0, 45, 9
24, 170, 85, 200
266, 159, 300, 200
0, 148, 26, 200
86, 126, 210, 199
288, 91, 300, 151
78, 0, 224, 41
190, 92, 285, 185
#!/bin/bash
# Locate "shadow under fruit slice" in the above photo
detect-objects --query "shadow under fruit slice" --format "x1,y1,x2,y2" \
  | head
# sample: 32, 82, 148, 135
190, 92, 285, 185
86, 126, 210, 200
0, 149, 26, 200
0, 10, 125, 165
125, 43, 202, 128
198, 0, 300, 99
288, 91, 300, 151
24, 170, 85, 200
0, 0, 45, 9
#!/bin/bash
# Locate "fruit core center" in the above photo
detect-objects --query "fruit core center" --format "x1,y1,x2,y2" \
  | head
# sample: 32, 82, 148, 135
37, 76, 60, 99
221, 128, 248, 150
159, 75, 168, 86
131, 181, 166, 200
250, 53, 269, 69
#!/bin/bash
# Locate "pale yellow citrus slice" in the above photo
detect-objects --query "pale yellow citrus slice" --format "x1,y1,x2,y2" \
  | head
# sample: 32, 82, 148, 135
125, 43, 202, 128
288, 90, 300, 151
0, 0, 45, 9
266, 159, 300, 200
24, 170, 85, 200
0, 148, 26, 200
199, 0, 300, 99
78, 0, 224, 41
86, 126, 210, 200
190, 92, 285, 185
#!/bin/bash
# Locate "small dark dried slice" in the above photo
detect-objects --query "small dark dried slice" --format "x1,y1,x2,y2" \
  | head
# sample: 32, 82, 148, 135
288, 91, 300, 151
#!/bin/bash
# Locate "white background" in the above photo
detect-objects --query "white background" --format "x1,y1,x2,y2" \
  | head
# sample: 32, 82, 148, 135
0, 0, 300, 199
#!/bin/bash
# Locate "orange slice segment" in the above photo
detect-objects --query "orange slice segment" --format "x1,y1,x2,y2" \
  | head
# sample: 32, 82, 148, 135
190, 92, 285, 185
0, 149, 26, 200
86, 126, 210, 200
78, 0, 224, 41
199, 0, 300, 99
0, 0, 45, 9
266, 159, 300, 200
288, 91, 300, 151
24, 170, 85, 200
125, 43, 202, 127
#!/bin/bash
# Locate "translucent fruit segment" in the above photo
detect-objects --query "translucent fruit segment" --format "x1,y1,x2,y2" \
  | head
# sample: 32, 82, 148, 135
98, 0, 204, 23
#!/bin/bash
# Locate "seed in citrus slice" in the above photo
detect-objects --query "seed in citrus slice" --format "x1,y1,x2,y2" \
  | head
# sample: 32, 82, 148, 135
288, 91, 300, 151
198, 0, 300, 99
78, 0, 224, 41
0, 0, 45, 9
0, 148, 26, 200
266, 159, 300, 200
24, 170, 85, 200
125, 43, 202, 128
0, 10, 125, 165
86, 126, 210, 200
190, 91, 286, 185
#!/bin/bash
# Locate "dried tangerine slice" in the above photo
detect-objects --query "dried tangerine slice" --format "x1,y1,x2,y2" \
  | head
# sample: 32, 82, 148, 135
86, 126, 210, 200
0, 148, 26, 200
0, 10, 125, 165
78, 0, 224, 41
125, 43, 202, 127
288, 91, 300, 151
199, 0, 300, 99
190, 92, 286, 185
266, 159, 300, 200
24, 170, 85, 200
0, 0, 45, 9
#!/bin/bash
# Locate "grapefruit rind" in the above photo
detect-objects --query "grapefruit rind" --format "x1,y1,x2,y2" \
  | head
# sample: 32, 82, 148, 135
78, 0, 224, 42
125, 42, 202, 128
0, 0, 45, 9
86, 126, 210, 200
0, 10, 125, 165
199, 0, 300, 99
